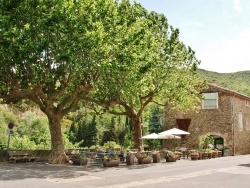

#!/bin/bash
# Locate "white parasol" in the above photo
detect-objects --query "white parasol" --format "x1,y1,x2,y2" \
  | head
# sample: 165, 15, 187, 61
158, 128, 190, 136
157, 134, 181, 139
142, 133, 181, 139
142, 133, 160, 139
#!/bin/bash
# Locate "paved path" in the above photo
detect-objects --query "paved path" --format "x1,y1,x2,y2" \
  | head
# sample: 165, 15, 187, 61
1, 155, 250, 188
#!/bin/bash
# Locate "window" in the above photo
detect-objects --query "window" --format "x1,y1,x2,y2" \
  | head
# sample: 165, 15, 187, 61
245, 100, 250, 106
238, 112, 243, 132
246, 118, 250, 131
202, 92, 218, 109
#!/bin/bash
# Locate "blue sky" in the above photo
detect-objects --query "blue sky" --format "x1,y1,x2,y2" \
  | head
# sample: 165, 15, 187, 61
135, 0, 250, 73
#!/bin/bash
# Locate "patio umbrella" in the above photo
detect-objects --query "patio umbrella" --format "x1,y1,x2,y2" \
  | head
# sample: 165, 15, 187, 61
142, 133, 181, 139
158, 128, 190, 148
142, 133, 160, 139
158, 128, 190, 136
141, 133, 180, 151
157, 134, 181, 139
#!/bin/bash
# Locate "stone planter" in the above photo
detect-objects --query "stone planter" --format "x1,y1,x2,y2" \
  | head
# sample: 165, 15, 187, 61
138, 157, 152, 164
103, 159, 120, 167
217, 151, 222, 157
190, 154, 199, 160
152, 153, 161, 163
201, 152, 208, 159
166, 156, 177, 162
208, 153, 212, 159
126, 155, 135, 165
211, 151, 218, 158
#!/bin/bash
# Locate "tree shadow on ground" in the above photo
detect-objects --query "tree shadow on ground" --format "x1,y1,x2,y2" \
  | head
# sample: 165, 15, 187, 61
0, 162, 104, 180
238, 163, 250, 168
0, 161, 157, 181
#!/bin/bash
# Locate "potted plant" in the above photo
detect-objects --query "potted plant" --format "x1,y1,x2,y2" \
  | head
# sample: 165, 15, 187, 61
103, 153, 120, 167
189, 150, 199, 160
174, 151, 182, 160
138, 153, 152, 164
201, 152, 208, 159
71, 152, 88, 166
211, 149, 218, 158
152, 151, 161, 163
217, 150, 222, 157
165, 151, 177, 162
125, 152, 135, 165
206, 149, 213, 159
198, 134, 214, 159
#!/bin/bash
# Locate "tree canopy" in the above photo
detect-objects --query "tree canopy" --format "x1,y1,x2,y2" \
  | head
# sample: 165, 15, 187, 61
82, 4, 206, 148
0, 0, 206, 162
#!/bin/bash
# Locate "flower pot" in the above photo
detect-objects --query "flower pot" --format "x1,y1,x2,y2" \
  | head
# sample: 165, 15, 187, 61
103, 159, 120, 167
152, 153, 161, 163
211, 151, 218, 158
138, 157, 152, 164
217, 151, 222, 157
72, 157, 88, 166
126, 155, 135, 165
201, 152, 208, 159
166, 156, 176, 162
208, 153, 212, 159
190, 154, 199, 160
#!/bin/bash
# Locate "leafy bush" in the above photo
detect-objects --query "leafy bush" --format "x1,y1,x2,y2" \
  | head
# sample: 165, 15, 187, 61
103, 141, 120, 150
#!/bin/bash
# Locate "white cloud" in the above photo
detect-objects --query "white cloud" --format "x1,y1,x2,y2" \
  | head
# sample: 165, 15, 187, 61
198, 27, 250, 73
233, 0, 242, 12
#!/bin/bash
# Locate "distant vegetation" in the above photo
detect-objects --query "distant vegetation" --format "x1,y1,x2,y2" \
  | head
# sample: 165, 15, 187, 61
198, 69, 250, 97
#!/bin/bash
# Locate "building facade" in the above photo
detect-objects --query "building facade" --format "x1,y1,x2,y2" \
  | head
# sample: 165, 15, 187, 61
164, 83, 250, 156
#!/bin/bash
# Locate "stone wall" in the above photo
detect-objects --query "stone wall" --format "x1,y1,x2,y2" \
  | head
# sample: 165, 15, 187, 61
164, 85, 250, 156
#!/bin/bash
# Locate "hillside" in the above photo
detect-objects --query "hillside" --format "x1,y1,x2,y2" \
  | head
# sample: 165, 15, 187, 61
197, 69, 250, 97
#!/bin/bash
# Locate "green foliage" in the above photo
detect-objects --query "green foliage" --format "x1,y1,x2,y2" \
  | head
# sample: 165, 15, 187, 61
84, 116, 98, 148
198, 69, 250, 97
0, 0, 207, 154
199, 134, 214, 151
0, 106, 52, 149
63, 133, 78, 149
109, 117, 117, 141
10, 135, 37, 150
165, 150, 175, 158
103, 141, 120, 150
99, 115, 127, 147
144, 139, 162, 150
147, 104, 164, 133
76, 117, 98, 148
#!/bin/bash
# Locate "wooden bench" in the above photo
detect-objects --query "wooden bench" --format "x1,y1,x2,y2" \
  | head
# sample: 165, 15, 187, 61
8, 150, 38, 163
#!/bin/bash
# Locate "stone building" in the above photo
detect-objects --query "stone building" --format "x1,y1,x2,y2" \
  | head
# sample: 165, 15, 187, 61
164, 82, 250, 156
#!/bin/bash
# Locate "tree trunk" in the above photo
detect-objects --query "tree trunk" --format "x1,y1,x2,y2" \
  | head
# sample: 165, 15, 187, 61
48, 116, 69, 164
130, 115, 143, 151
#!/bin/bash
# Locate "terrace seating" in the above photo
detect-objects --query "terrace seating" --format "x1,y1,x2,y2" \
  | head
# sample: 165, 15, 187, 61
8, 150, 37, 163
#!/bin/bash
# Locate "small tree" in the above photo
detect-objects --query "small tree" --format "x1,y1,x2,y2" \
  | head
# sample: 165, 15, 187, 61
85, 115, 98, 148
199, 134, 214, 152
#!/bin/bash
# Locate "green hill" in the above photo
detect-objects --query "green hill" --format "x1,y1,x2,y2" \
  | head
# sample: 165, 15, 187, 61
197, 69, 250, 97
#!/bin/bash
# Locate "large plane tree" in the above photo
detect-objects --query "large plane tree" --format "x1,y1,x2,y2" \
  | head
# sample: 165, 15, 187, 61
0, 0, 164, 163
83, 7, 207, 150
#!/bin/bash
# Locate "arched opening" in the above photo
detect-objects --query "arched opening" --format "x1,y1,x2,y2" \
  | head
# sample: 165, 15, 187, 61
209, 133, 225, 156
